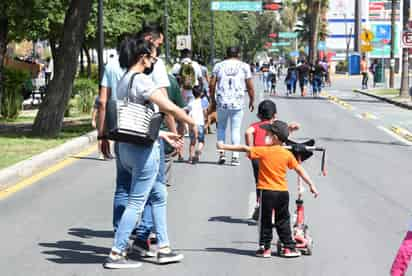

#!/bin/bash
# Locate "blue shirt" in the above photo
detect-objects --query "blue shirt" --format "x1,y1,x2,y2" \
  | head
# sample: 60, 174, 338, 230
101, 56, 125, 100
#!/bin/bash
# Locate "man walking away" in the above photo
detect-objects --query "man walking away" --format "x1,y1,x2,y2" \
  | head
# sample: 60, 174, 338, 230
296, 58, 310, 97
209, 46, 255, 166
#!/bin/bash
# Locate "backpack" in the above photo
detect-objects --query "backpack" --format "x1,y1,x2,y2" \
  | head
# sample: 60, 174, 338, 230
179, 62, 196, 90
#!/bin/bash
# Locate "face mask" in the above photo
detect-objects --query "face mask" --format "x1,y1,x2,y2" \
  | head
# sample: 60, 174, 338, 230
264, 136, 273, 145
143, 62, 154, 75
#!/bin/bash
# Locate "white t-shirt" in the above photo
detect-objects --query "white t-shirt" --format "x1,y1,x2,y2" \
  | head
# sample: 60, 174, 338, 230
149, 58, 170, 89
116, 72, 157, 104
187, 98, 205, 126
171, 58, 202, 86
212, 58, 252, 110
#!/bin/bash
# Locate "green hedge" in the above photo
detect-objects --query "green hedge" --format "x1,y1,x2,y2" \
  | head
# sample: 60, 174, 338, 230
1, 67, 30, 119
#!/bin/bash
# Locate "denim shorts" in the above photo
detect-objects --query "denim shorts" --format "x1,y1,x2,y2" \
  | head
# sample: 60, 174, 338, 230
190, 125, 205, 143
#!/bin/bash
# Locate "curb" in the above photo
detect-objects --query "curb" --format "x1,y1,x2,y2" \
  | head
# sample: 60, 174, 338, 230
0, 130, 97, 190
353, 89, 412, 110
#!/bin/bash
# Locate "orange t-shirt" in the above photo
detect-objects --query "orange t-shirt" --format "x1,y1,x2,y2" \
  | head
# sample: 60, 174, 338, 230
249, 146, 299, 191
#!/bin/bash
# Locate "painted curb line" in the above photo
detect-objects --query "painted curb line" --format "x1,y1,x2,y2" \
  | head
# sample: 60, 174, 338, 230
354, 89, 412, 110
0, 130, 97, 190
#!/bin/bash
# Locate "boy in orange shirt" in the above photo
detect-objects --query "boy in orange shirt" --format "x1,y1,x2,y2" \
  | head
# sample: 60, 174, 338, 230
217, 120, 318, 258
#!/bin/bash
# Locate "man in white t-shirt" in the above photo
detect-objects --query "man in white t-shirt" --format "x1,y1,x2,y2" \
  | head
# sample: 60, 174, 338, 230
209, 46, 255, 166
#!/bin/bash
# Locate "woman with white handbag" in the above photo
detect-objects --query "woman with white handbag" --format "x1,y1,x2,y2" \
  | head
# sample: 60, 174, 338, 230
103, 36, 197, 269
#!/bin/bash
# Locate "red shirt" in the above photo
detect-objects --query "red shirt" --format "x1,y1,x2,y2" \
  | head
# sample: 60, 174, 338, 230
250, 120, 271, 146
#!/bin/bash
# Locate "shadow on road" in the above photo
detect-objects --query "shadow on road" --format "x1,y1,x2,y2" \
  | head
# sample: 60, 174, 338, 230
68, 228, 113, 239
205, 247, 257, 257
274, 95, 328, 101
208, 216, 257, 226
39, 240, 109, 264
174, 160, 233, 167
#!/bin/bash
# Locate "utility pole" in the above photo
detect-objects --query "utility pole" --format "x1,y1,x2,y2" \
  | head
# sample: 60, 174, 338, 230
354, 0, 361, 52
210, 9, 215, 66
164, 0, 170, 64
400, 0, 410, 97
97, 0, 104, 82
389, 0, 397, 88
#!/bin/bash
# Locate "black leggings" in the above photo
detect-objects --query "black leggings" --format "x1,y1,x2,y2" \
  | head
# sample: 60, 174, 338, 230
362, 72, 368, 87
259, 190, 295, 249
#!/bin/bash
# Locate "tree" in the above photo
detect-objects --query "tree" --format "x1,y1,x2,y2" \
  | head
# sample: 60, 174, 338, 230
32, 0, 93, 137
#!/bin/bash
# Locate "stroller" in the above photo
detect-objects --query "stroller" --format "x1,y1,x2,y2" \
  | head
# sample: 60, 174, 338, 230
277, 139, 327, 256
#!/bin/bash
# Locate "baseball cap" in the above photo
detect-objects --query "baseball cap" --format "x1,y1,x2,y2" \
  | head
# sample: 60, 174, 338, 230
260, 120, 289, 143
258, 100, 277, 120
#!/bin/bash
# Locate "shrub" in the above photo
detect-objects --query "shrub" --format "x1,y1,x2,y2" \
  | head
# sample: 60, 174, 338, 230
335, 61, 348, 73
72, 78, 98, 114
1, 67, 30, 119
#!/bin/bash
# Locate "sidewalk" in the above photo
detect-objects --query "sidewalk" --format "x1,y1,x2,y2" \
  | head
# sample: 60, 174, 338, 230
354, 88, 412, 110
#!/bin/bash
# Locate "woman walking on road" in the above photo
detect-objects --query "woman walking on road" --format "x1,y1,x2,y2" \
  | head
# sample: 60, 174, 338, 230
103, 36, 196, 269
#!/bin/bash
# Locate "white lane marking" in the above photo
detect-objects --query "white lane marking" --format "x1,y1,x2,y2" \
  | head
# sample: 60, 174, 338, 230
377, 126, 412, 146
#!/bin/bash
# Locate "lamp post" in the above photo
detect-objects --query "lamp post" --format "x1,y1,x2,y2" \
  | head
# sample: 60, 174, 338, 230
97, 0, 104, 82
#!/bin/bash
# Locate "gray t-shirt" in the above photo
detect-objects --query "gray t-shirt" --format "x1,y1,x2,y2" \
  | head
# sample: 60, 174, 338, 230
116, 71, 157, 104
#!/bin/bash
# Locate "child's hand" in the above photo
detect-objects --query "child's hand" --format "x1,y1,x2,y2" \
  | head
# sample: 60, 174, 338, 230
216, 142, 224, 150
309, 184, 319, 198
288, 122, 300, 132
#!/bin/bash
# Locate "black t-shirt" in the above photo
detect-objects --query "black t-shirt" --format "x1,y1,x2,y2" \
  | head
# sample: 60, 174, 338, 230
312, 64, 325, 77
297, 64, 310, 80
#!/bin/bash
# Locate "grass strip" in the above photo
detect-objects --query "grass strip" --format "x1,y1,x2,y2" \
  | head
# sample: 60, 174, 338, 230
0, 123, 94, 170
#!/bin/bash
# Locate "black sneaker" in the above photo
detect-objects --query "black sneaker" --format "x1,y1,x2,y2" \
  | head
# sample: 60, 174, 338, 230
132, 239, 156, 258
156, 248, 184, 264
103, 251, 142, 269
218, 154, 226, 165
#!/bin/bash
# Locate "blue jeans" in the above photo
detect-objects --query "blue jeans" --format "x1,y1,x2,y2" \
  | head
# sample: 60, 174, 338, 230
312, 76, 322, 94
112, 141, 160, 253
190, 125, 205, 143
217, 108, 244, 158
113, 142, 129, 231
262, 72, 270, 91
135, 140, 170, 248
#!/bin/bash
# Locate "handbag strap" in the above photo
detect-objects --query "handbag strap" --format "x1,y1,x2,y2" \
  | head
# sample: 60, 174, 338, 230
125, 72, 140, 103
125, 71, 155, 111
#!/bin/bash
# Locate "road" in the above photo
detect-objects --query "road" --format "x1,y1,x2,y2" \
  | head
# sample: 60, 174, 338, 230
1, 76, 412, 276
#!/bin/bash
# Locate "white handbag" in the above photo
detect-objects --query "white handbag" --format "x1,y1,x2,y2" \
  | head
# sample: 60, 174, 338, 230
106, 73, 163, 145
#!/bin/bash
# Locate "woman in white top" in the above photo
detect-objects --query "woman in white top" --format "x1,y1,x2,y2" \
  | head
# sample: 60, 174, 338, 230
103, 36, 196, 269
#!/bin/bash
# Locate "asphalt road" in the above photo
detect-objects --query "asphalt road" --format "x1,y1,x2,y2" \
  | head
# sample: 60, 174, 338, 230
1, 76, 412, 276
